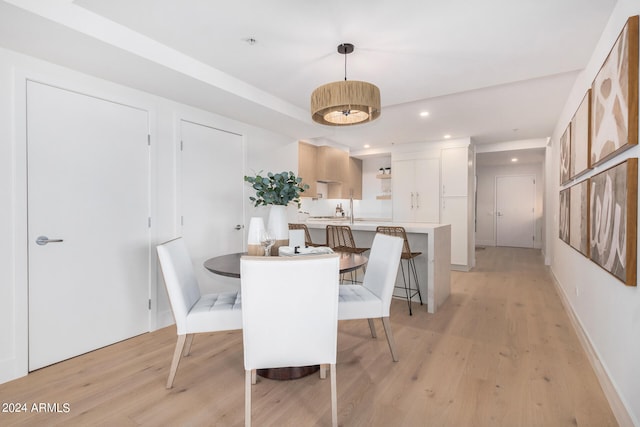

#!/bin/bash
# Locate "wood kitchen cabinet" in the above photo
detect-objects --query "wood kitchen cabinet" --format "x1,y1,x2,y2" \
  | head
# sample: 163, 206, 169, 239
298, 142, 361, 199
316, 145, 348, 183
327, 156, 362, 199
298, 141, 317, 197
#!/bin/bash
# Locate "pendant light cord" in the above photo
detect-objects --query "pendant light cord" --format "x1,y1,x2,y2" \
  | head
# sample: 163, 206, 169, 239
344, 49, 347, 81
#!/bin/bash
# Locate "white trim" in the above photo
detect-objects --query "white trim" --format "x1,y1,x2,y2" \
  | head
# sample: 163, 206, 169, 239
551, 270, 635, 427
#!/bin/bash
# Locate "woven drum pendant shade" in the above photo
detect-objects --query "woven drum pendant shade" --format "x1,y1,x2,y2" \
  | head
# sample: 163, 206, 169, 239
310, 43, 381, 126
311, 80, 381, 125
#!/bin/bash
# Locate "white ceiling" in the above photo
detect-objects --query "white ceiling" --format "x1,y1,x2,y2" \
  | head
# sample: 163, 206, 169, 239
0, 0, 618, 157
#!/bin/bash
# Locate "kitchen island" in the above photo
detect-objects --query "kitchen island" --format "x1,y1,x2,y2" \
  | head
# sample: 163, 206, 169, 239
305, 220, 451, 313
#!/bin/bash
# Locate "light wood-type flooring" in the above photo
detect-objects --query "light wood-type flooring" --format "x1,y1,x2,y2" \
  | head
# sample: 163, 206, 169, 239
0, 247, 617, 426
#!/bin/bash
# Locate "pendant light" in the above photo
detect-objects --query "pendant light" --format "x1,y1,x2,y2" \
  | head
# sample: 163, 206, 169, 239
310, 43, 381, 126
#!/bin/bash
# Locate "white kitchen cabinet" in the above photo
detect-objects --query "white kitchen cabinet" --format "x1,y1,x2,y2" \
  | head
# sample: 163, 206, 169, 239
440, 196, 468, 266
392, 157, 439, 222
440, 144, 474, 269
441, 146, 468, 196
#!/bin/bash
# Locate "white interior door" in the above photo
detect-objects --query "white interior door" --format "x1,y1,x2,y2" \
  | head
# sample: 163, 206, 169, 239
496, 175, 535, 248
27, 81, 150, 370
180, 120, 244, 292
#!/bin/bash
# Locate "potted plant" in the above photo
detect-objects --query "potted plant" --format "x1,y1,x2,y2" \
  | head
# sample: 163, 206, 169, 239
244, 171, 309, 207
244, 171, 309, 254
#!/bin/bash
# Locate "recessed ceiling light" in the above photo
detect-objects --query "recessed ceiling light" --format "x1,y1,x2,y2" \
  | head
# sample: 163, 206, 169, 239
420, 111, 429, 117
244, 37, 257, 45
363, 144, 370, 148
444, 134, 451, 139
511, 158, 518, 162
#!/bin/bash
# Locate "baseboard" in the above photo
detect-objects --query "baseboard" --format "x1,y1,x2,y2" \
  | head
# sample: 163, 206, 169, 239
550, 271, 635, 427
475, 239, 495, 247
450, 264, 470, 272
155, 310, 175, 331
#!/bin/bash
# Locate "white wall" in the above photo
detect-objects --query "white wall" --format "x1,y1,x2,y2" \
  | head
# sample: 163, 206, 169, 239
548, 1, 640, 424
0, 46, 296, 384
477, 162, 544, 248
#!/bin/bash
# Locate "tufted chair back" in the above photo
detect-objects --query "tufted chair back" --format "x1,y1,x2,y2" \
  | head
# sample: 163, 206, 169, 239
157, 237, 201, 335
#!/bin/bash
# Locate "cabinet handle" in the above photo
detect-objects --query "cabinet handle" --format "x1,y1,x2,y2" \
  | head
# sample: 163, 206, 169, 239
410, 192, 414, 209
416, 192, 420, 208
443, 184, 446, 195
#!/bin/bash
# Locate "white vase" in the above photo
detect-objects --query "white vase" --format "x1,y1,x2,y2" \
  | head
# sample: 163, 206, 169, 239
247, 217, 265, 256
267, 205, 289, 255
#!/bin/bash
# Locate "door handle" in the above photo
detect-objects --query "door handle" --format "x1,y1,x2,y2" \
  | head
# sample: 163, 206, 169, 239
410, 192, 414, 209
234, 224, 244, 230
36, 236, 64, 246
416, 192, 420, 208
497, 212, 503, 217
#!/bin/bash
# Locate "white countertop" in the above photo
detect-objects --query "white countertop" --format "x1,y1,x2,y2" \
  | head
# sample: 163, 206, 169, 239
304, 219, 449, 233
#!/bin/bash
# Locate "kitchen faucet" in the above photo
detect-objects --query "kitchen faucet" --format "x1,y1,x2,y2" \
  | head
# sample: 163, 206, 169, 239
349, 194, 354, 224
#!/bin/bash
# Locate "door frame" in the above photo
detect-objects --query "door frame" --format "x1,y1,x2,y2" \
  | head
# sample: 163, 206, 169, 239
10, 71, 157, 377
494, 174, 536, 248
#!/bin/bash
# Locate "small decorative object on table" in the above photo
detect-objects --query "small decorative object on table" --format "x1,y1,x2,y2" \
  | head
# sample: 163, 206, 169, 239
247, 217, 266, 255
244, 171, 309, 255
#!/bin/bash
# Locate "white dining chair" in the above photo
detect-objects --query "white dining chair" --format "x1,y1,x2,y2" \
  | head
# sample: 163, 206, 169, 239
156, 237, 242, 389
240, 254, 340, 427
338, 233, 404, 362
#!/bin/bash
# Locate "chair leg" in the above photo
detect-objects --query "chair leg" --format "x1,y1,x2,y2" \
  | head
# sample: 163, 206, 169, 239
409, 258, 423, 305
184, 333, 195, 356
381, 317, 399, 362
367, 318, 377, 338
166, 334, 187, 389
320, 364, 327, 379
399, 260, 413, 315
330, 363, 338, 427
251, 369, 257, 385
245, 370, 252, 427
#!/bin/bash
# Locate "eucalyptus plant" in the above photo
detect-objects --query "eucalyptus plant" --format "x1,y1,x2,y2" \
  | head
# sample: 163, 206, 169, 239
244, 171, 309, 208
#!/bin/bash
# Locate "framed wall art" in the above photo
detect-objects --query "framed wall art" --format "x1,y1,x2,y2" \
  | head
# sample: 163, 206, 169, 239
569, 179, 589, 257
590, 15, 638, 167
559, 188, 570, 244
570, 91, 591, 179
589, 158, 637, 286
560, 125, 571, 185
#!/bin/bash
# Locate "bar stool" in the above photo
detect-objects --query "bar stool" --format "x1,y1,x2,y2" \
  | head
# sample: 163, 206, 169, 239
288, 223, 324, 247
376, 226, 423, 315
326, 225, 369, 283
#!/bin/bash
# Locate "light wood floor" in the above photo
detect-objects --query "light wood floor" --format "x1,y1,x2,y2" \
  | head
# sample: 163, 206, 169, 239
0, 247, 617, 426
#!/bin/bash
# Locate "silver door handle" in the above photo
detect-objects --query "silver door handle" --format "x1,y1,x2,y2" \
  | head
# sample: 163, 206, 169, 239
234, 224, 244, 230
36, 236, 64, 246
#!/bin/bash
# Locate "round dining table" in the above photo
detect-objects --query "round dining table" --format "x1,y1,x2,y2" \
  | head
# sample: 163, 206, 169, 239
203, 250, 368, 381
204, 251, 368, 278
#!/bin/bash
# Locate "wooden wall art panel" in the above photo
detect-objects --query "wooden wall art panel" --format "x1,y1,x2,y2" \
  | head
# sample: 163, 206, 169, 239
590, 15, 638, 167
589, 158, 637, 286
560, 125, 571, 185
570, 91, 592, 179
569, 180, 590, 257
559, 188, 570, 244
